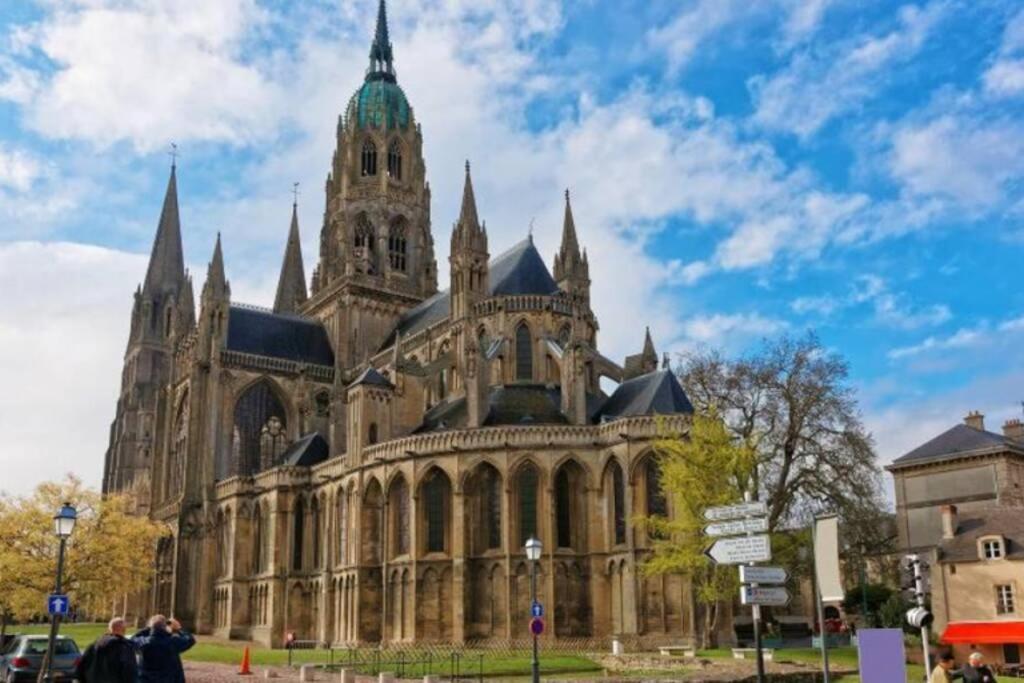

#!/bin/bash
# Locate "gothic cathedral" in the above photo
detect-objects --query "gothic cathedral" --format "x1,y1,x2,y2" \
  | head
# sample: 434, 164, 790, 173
103, 0, 696, 647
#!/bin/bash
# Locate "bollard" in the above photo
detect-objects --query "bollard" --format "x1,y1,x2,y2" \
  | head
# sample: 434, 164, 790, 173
300, 664, 317, 682
378, 673, 395, 683
611, 638, 624, 656
338, 668, 354, 683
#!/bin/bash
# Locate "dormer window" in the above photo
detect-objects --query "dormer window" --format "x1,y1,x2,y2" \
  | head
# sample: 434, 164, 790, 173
981, 536, 1005, 560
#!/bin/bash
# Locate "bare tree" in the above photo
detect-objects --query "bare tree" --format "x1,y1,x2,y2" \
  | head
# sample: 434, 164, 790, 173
679, 332, 883, 534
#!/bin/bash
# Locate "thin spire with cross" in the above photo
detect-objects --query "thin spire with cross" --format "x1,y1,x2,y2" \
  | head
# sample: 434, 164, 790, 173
292, 181, 300, 207
168, 142, 178, 169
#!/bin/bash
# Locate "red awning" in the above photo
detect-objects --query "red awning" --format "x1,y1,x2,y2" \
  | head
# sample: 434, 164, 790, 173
941, 621, 1024, 644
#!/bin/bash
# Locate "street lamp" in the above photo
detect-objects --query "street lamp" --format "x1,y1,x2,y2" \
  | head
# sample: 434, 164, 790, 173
43, 503, 77, 683
525, 536, 542, 683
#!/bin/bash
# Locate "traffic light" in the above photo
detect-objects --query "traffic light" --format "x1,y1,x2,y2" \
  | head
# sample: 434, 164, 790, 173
906, 606, 933, 629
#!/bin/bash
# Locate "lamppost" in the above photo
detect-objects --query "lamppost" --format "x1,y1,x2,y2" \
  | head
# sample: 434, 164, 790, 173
525, 536, 542, 683
43, 503, 77, 683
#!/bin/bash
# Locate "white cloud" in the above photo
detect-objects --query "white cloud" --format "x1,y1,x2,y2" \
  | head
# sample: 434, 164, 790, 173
0, 145, 42, 191
749, 2, 946, 138
888, 326, 985, 359
778, 0, 835, 49
681, 312, 788, 348
983, 58, 1024, 97
0, 241, 147, 496
791, 273, 950, 329
647, 0, 755, 74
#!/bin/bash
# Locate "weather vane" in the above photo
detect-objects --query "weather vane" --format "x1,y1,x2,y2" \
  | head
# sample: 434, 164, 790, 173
169, 142, 178, 167
292, 182, 300, 205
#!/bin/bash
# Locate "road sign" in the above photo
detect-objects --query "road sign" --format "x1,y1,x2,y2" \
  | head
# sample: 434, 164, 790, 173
705, 534, 772, 565
529, 617, 544, 636
739, 565, 789, 585
704, 501, 768, 522
47, 594, 70, 616
740, 586, 791, 607
531, 601, 544, 618
705, 517, 769, 537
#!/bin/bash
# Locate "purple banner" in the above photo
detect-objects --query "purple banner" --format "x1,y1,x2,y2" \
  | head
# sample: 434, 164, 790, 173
857, 628, 907, 683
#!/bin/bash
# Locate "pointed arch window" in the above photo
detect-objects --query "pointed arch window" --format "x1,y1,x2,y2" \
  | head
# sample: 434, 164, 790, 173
556, 468, 572, 548
645, 459, 667, 518
611, 462, 626, 545
387, 140, 402, 180
292, 497, 305, 571
485, 467, 502, 550
388, 220, 407, 272
312, 496, 322, 568
424, 470, 449, 553
517, 465, 539, 545
361, 139, 377, 176
368, 422, 378, 445
515, 322, 533, 382
232, 381, 287, 477
392, 478, 410, 556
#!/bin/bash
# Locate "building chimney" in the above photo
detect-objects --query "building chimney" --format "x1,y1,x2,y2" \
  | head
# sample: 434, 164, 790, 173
964, 411, 985, 431
1004, 419, 1024, 441
941, 504, 959, 540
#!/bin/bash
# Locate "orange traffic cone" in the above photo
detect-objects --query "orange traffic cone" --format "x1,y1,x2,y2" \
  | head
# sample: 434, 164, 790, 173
239, 646, 253, 676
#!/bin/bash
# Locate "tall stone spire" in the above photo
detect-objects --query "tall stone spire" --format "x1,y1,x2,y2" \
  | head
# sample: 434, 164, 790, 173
143, 163, 186, 296
203, 232, 229, 300
273, 202, 308, 314
450, 161, 488, 320
367, 0, 396, 82
553, 189, 590, 302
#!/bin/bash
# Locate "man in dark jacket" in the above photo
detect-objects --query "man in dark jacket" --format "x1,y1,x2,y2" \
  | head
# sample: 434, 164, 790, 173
75, 617, 138, 683
962, 652, 998, 683
132, 615, 196, 683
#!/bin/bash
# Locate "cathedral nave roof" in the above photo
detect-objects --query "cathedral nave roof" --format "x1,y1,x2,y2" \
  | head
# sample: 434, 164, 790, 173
226, 305, 335, 367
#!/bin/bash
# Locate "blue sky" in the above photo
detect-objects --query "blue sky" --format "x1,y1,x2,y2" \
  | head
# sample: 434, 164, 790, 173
1, 0, 1022, 496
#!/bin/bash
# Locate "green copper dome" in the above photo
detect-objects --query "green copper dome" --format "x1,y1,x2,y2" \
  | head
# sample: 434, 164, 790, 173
346, 79, 412, 130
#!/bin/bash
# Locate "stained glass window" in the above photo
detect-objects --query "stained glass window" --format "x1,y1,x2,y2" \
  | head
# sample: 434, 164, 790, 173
517, 465, 538, 545
556, 469, 572, 548
424, 471, 447, 553
612, 462, 626, 545
292, 497, 305, 570
515, 322, 533, 381
646, 460, 667, 517
233, 381, 286, 476
388, 220, 407, 271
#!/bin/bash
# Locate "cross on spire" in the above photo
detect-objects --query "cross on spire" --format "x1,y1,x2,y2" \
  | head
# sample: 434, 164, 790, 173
292, 181, 300, 206
168, 142, 178, 168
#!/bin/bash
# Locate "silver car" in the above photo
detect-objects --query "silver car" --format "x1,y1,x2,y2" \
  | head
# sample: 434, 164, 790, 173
0, 635, 81, 683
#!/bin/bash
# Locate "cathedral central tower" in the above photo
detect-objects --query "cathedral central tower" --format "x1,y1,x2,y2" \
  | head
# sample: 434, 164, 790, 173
307, 0, 437, 368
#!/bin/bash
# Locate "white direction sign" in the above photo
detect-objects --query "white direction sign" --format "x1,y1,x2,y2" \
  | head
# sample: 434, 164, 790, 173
740, 585, 791, 607
705, 517, 769, 537
739, 565, 789, 585
705, 534, 772, 565
704, 501, 768, 522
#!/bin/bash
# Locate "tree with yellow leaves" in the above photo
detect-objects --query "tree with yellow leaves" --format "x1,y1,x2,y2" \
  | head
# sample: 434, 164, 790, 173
0, 476, 165, 639
643, 412, 756, 648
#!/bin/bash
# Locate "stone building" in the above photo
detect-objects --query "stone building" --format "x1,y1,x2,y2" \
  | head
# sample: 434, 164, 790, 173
103, 1, 697, 647
932, 505, 1024, 667
886, 411, 1024, 553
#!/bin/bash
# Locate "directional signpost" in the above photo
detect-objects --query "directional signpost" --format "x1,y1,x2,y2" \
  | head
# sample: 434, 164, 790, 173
705, 534, 772, 565
704, 500, 773, 683
739, 565, 788, 585
705, 517, 769, 537
741, 586, 791, 607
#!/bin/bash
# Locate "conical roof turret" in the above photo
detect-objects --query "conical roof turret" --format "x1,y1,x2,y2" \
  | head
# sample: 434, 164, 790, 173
367, 0, 396, 82
273, 202, 308, 314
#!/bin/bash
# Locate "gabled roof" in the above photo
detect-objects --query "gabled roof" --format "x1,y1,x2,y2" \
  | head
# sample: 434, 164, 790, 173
350, 366, 393, 388
226, 306, 334, 367
888, 423, 1022, 469
413, 384, 603, 433
938, 507, 1024, 562
381, 238, 558, 348
281, 432, 329, 467
595, 369, 694, 422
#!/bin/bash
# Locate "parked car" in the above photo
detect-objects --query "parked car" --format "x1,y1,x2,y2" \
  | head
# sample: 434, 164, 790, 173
0, 635, 81, 683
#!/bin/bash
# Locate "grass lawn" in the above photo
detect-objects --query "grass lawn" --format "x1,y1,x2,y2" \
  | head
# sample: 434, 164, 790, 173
12, 624, 601, 678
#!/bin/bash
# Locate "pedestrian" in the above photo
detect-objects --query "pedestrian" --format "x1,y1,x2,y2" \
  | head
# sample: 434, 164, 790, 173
74, 617, 138, 683
962, 652, 998, 683
931, 650, 957, 683
132, 614, 196, 683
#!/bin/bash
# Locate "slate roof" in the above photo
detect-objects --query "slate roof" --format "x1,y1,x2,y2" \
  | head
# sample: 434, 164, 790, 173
226, 306, 335, 367
350, 366, 393, 388
888, 423, 1023, 469
381, 238, 559, 348
594, 369, 694, 422
414, 384, 603, 432
282, 432, 330, 467
938, 507, 1024, 562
